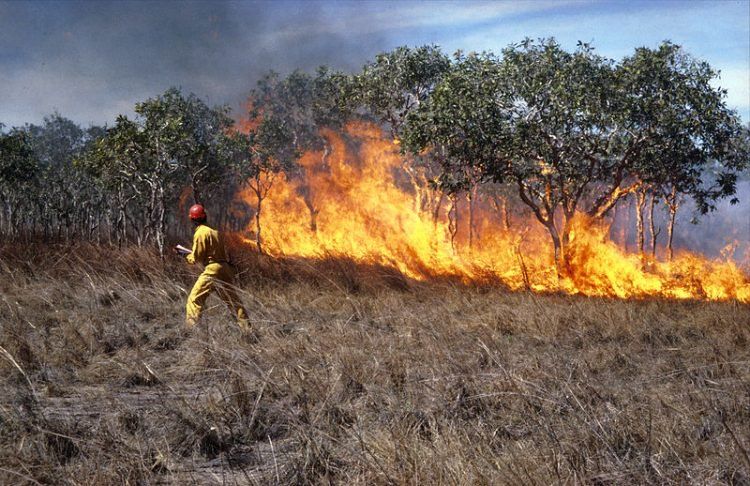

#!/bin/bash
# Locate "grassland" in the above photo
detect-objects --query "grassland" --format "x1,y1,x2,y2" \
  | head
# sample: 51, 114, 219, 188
0, 242, 748, 485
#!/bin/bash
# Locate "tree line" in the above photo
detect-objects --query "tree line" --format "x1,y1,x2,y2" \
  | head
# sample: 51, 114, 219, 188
0, 91, 252, 253
1, 39, 748, 272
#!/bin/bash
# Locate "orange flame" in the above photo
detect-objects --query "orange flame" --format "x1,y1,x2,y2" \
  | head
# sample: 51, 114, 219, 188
236, 121, 750, 303
236, 98, 262, 134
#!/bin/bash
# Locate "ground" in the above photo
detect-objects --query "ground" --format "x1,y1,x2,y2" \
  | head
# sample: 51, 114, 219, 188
1, 243, 749, 485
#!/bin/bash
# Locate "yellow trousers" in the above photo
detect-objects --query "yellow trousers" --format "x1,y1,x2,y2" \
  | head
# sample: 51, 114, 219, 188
186, 263, 249, 329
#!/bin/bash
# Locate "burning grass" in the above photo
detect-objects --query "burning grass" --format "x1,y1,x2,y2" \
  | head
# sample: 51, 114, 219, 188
237, 121, 750, 303
1, 243, 749, 484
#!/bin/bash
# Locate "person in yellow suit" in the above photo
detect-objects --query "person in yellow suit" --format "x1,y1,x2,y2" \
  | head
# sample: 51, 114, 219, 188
177, 204, 250, 330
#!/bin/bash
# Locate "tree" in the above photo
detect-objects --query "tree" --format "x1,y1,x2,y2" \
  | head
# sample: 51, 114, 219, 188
80, 115, 153, 247
245, 68, 352, 246
25, 114, 103, 240
80, 88, 245, 253
0, 128, 38, 236
403, 39, 749, 273
353, 46, 455, 244
135, 88, 238, 206
619, 43, 750, 261
353, 45, 451, 137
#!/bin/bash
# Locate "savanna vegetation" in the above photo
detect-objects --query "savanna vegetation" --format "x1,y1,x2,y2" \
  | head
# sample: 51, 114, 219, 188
1, 40, 748, 267
1, 243, 749, 484
1, 39, 749, 484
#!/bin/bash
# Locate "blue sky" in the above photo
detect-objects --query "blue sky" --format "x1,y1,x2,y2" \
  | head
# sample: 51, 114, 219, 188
1, 0, 748, 127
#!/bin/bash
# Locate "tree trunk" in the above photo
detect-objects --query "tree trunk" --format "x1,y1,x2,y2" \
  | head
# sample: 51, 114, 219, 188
302, 189, 318, 233
432, 193, 445, 228
610, 202, 619, 244
666, 200, 678, 262
468, 186, 477, 249
558, 210, 576, 277
635, 190, 646, 259
648, 193, 659, 258
448, 195, 458, 253
547, 222, 565, 277
254, 173, 264, 254
117, 205, 126, 248
621, 196, 632, 251
155, 185, 166, 256
501, 197, 510, 231
515, 179, 567, 277
192, 180, 202, 205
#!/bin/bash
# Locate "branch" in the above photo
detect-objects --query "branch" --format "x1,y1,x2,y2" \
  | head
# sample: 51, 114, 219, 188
589, 180, 641, 219
516, 179, 550, 226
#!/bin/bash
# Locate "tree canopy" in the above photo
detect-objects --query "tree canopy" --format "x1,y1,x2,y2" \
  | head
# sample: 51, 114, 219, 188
400, 39, 749, 270
1, 40, 747, 272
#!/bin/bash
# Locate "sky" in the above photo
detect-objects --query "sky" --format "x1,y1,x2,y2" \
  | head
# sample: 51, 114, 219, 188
1, 0, 748, 128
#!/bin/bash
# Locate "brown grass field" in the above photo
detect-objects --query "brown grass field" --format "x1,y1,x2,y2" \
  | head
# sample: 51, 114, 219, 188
1, 242, 749, 485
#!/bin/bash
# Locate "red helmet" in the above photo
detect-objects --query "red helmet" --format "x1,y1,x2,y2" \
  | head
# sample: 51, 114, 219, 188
189, 204, 207, 221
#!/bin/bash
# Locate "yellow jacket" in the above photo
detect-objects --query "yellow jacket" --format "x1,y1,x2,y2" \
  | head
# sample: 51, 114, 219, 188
186, 224, 229, 266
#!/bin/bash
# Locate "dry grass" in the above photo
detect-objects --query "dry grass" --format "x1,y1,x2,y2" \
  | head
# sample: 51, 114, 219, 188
0, 242, 749, 485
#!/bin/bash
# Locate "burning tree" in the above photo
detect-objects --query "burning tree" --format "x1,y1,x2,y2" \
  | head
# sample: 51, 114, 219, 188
402, 40, 749, 274
353, 46, 455, 238
243, 67, 352, 250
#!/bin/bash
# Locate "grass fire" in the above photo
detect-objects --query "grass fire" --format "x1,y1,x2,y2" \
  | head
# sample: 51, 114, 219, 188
1, 12, 749, 485
238, 121, 750, 303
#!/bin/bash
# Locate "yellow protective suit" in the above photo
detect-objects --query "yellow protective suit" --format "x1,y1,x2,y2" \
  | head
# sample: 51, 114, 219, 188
185, 224, 250, 329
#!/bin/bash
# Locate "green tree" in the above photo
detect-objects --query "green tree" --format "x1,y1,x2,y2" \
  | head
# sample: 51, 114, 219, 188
80, 115, 153, 247
25, 114, 104, 240
0, 128, 38, 236
135, 88, 238, 206
352, 46, 455, 243
353, 45, 451, 137
403, 40, 749, 273
246, 68, 352, 248
81, 88, 246, 253
619, 44, 750, 260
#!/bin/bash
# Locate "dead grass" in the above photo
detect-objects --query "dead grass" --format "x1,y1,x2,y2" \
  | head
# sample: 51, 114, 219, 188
0, 242, 749, 485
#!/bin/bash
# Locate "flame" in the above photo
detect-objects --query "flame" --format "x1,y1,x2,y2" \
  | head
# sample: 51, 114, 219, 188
236, 121, 750, 303
236, 98, 261, 134
178, 186, 193, 213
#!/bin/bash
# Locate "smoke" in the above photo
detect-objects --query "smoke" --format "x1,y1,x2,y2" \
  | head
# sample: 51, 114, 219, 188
0, 0, 393, 127
2, 1, 747, 127
673, 180, 750, 262
2, 1, 747, 262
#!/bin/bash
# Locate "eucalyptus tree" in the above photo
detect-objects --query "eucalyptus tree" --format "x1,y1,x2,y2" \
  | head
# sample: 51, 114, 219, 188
136, 88, 238, 207
403, 39, 748, 273
24, 114, 105, 240
80, 116, 152, 247
246, 67, 352, 247
353, 46, 455, 238
0, 128, 38, 237
81, 88, 246, 253
619, 43, 750, 260
353, 45, 451, 137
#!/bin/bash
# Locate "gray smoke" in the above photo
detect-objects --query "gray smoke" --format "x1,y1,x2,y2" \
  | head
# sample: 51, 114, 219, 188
673, 180, 750, 262
0, 0, 393, 126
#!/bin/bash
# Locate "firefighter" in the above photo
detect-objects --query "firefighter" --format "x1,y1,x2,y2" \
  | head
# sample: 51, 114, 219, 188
178, 204, 250, 330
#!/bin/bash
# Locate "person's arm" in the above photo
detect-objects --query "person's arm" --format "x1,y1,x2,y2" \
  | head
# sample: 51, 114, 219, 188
186, 228, 205, 265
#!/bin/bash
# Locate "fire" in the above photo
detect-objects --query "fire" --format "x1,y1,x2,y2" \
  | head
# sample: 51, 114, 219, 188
237, 121, 750, 303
